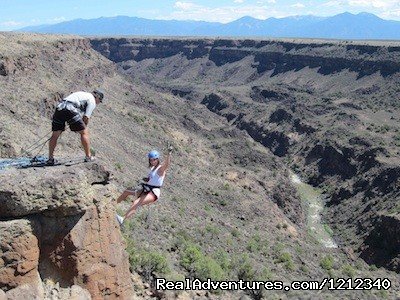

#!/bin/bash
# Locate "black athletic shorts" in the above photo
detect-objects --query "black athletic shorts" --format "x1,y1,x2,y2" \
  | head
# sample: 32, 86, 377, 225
52, 109, 86, 132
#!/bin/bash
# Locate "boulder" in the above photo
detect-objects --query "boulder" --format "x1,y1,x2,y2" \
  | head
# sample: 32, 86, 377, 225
43, 280, 91, 300
0, 163, 109, 218
5, 280, 44, 300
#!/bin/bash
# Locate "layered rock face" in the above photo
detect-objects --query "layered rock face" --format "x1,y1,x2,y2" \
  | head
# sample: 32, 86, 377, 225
0, 163, 134, 299
91, 38, 400, 78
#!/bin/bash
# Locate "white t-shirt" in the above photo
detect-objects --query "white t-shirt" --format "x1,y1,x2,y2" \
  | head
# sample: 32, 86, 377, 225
147, 165, 165, 187
63, 91, 97, 117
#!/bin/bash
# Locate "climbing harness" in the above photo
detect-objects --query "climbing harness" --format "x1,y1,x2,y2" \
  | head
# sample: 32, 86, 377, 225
138, 183, 161, 197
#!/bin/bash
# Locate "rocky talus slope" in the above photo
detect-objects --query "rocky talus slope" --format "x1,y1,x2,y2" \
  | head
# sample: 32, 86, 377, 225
0, 162, 134, 299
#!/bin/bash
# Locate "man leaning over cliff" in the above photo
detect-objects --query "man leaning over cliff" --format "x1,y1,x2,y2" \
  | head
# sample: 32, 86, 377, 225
46, 89, 104, 165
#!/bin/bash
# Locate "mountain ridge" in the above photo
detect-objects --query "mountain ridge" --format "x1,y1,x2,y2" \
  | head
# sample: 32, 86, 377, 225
19, 12, 400, 40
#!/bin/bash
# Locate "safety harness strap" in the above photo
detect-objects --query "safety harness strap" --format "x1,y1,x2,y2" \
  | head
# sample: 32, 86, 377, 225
139, 183, 161, 196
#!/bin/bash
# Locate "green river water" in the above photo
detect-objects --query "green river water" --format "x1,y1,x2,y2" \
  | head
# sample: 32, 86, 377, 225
291, 173, 337, 248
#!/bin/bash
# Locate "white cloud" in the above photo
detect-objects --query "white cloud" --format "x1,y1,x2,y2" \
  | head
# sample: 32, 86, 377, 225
318, 0, 400, 20
50, 17, 66, 23
292, 3, 305, 8
168, 0, 288, 22
1, 21, 22, 27
380, 8, 400, 19
164, 3, 294, 23
174, 1, 199, 11
348, 0, 392, 8
322, 0, 345, 7
322, 0, 399, 9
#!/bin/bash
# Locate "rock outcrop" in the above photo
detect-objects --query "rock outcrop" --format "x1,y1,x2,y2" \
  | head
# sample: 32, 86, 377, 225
0, 219, 41, 294
0, 162, 134, 299
361, 214, 400, 273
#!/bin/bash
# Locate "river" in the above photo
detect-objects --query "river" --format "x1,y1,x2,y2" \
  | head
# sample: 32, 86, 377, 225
291, 173, 338, 248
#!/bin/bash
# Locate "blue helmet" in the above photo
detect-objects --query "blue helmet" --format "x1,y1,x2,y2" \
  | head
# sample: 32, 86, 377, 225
148, 150, 160, 159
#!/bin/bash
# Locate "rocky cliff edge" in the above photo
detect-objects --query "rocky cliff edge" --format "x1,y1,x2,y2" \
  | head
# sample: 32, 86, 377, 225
0, 162, 134, 299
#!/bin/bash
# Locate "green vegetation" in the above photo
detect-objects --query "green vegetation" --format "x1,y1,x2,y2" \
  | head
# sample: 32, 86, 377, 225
377, 290, 389, 299
272, 242, 285, 253
140, 251, 170, 277
234, 254, 256, 281
231, 228, 240, 238
342, 264, 356, 278
276, 252, 295, 271
127, 111, 146, 124
393, 133, 400, 146
205, 224, 220, 238
178, 207, 185, 217
125, 238, 170, 278
379, 124, 390, 133
213, 250, 231, 272
180, 242, 225, 280
171, 196, 184, 204
90, 147, 96, 156
300, 265, 309, 273
219, 199, 227, 206
246, 234, 268, 254
369, 265, 378, 271
204, 204, 212, 212
222, 182, 230, 190
320, 255, 334, 271
323, 224, 334, 236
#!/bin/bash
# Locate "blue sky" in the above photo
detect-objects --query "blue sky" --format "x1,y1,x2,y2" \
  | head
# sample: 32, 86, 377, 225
1, 0, 400, 30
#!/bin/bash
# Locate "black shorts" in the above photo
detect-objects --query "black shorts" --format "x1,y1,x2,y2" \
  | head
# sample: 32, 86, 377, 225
52, 109, 86, 132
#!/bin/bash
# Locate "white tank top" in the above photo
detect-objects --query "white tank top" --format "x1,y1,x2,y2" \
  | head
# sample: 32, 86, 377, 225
147, 165, 165, 187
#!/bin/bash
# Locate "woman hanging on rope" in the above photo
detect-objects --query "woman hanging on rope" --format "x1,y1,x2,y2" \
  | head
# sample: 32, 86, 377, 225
116, 146, 172, 225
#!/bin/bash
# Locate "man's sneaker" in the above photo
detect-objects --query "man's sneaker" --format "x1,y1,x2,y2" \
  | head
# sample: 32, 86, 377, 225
84, 156, 96, 163
116, 214, 124, 226
46, 158, 55, 166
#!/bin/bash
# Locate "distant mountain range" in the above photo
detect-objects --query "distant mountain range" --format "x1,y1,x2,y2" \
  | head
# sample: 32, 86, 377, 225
19, 12, 400, 40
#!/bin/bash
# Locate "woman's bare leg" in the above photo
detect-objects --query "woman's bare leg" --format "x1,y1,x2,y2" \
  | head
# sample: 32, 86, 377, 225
117, 189, 137, 203
124, 193, 157, 220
